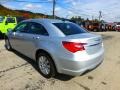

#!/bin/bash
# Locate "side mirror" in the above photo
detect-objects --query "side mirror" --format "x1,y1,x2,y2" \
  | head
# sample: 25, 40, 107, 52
5, 21, 8, 25
7, 28, 13, 32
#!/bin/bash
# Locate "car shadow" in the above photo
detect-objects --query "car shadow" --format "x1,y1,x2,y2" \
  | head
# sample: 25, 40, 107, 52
54, 73, 74, 81
80, 61, 103, 76
12, 50, 74, 81
0, 38, 4, 40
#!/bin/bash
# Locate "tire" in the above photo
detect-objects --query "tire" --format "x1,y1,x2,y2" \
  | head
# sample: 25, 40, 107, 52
0, 31, 3, 39
37, 52, 56, 78
93, 29, 97, 32
5, 38, 12, 51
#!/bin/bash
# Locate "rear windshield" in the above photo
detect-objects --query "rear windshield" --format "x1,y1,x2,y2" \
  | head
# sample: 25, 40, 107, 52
53, 23, 87, 35
0, 16, 4, 23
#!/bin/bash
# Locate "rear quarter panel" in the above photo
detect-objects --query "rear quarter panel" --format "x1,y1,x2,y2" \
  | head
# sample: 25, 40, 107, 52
34, 37, 65, 72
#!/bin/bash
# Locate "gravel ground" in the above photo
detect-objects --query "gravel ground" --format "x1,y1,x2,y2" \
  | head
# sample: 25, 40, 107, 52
0, 32, 120, 90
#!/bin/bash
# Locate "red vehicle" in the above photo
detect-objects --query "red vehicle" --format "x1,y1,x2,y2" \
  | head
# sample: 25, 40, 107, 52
85, 22, 100, 32
115, 22, 120, 31
89, 22, 99, 31
106, 23, 115, 31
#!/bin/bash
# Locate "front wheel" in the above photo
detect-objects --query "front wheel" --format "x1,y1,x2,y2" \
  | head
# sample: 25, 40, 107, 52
5, 38, 12, 51
37, 52, 56, 78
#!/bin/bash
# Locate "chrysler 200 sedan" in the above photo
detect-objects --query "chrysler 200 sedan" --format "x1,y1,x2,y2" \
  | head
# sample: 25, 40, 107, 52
5, 19, 104, 78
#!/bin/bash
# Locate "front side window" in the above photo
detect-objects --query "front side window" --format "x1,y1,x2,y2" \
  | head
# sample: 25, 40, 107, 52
53, 23, 87, 36
28, 22, 49, 36
14, 22, 28, 33
6, 17, 15, 23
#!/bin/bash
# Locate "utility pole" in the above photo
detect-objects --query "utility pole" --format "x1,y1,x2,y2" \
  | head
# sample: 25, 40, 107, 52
99, 11, 102, 21
92, 15, 94, 21
66, 15, 69, 19
53, 0, 56, 19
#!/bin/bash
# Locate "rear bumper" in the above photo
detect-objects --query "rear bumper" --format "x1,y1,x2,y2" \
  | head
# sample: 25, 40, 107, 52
60, 55, 103, 76
55, 49, 104, 76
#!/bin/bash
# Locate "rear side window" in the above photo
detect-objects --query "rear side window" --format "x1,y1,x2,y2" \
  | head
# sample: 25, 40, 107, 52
6, 17, 15, 23
53, 23, 87, 35
27, 22, 49, 36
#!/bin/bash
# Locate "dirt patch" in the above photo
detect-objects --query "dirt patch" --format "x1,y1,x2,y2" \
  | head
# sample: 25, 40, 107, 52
0, 74, 4, 78
24, 80, 45, 90
0, 63, 28, 74
73, 81, 90, 90
101, 82, 107, 85
87, 76, 94, 80
101, 34, 114, 40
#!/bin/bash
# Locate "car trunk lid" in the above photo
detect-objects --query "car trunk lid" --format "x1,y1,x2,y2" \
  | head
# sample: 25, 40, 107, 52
63, 33, 103, 54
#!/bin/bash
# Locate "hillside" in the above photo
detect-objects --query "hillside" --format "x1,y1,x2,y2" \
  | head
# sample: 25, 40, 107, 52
0, 4, 53, 18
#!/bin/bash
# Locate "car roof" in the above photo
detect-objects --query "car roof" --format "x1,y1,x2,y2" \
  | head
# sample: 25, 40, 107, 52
22, 18, 70, 24
21, 18, 70, 37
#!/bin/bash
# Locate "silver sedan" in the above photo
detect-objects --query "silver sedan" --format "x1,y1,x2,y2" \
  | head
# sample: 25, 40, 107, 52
5, 19, 104, 78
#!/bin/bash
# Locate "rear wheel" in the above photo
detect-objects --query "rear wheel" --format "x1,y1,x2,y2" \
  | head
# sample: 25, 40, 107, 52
37, 52, 56, 78
5, 38, 12, 51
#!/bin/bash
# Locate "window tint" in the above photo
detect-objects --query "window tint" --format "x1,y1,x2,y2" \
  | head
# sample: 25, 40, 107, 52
6, 17, 15, 23
53, 23, 87, 35
14, 22, 28, 33
28, 22, 49, 36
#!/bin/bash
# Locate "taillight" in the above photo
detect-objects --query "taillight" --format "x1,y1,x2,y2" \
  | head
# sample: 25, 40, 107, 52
62, 41, 86, 53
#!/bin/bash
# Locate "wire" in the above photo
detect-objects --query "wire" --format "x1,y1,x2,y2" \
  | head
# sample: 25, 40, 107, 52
0, 0, 52, 3
56, 3, 90, 17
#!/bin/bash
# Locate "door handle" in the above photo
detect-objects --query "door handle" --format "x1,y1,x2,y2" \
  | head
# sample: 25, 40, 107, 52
19, 34, 23, 37
33, 37, 40, 39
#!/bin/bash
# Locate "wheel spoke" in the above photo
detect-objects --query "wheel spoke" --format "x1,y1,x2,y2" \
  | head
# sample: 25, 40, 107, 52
38, 56, 50, 75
